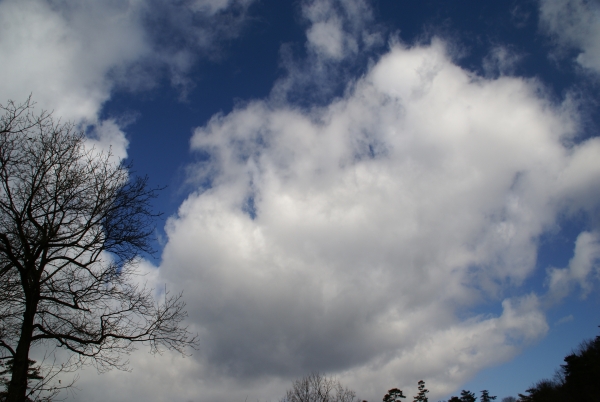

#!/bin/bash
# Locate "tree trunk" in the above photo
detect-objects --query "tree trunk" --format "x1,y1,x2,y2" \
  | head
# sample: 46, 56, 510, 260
6, 290, 37, 402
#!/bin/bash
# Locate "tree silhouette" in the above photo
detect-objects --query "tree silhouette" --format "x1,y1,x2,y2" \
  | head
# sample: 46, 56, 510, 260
0, 97, 197, 402
460, 390, 476, 402
479, 390, 496, 402
413, 380, 428, 402
0, 359, 41, 401
517, 380, 563, 402
516, 327, 600, 401
383, 388, 406, 402
280, 372, 357, 402
561, 333, 600, 400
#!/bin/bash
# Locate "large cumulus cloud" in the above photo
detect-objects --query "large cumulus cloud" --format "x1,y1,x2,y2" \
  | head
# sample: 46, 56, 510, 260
121, 38, 600, 401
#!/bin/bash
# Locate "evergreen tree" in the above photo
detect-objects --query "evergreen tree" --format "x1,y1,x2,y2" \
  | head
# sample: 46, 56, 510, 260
383, 388, 406, 402
413, 380, 428, 402
459, 390, 476, 402
479, 390, 496, 402
0, 359, 43, 401
561, 333, 600, 400
517, 380, 563, 402
517, 327, 600, 401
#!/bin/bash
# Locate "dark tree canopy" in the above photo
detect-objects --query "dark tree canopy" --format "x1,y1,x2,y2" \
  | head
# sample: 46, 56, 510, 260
0, 97, 196, 402
413, 380, 428, 402
517, 380, 562, 402
479, 390, 496, 402
517, 328, 600, 402
460, 390, 477, 402
446, 389, 477, 402
561, 334, 600, 400
383, 388, 406, 402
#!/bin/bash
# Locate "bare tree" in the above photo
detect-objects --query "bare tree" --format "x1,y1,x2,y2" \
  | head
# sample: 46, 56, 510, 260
0, 97, 197, 402
280, 372, 357, 402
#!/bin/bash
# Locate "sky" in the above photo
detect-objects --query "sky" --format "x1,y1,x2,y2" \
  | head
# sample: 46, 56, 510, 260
1, 0, 600, 401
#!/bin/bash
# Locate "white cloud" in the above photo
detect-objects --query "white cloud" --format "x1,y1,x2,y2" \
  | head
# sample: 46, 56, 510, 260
272, 0, 383, 103
539, 0, 600, 74
0, 0, 255, 159
483, 46, 522, 77
307, 19, 347, 60
69, 349, 292, 402
555, 314, 574, 325
0, 0, 142, 159
84, 119, 132, 162
68, 295, 547, 402
189, 0, 249, 15
547, 231, 600, 301
83, 38, 600, 402
344, 295, 547, 398
302, 0, 374, 60
0, 0, 148, 123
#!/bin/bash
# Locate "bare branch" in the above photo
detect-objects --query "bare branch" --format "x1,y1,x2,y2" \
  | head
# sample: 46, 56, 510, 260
0, 98, 198, 402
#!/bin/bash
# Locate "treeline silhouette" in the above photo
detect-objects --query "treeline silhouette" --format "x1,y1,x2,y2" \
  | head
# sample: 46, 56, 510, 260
516, 327, 600, 401
382, 385, 498, 402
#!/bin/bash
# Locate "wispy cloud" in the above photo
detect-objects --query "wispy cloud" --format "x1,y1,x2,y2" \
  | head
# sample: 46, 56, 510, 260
546, 231, 600, 302
555, 314, 574, 326
272, 0, 384, 105
539, 0, 600, 75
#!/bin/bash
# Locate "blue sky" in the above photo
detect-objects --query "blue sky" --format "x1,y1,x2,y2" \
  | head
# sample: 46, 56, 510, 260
1, 0, 600, 401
